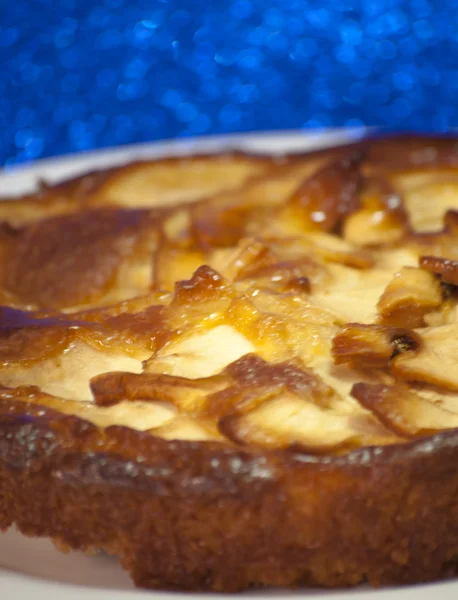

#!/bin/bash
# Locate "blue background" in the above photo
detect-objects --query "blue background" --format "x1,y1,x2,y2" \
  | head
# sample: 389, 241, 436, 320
1, 0, 458, 166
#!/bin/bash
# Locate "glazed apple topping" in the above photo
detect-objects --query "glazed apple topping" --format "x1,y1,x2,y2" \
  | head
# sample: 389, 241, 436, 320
3, 137, 458, 453
332, 323, 421, 368
377, 266, 443, 328
351, 382, 458, 437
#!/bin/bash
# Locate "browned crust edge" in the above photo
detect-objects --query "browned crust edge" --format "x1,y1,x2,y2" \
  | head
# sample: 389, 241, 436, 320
2, 400, 458, 591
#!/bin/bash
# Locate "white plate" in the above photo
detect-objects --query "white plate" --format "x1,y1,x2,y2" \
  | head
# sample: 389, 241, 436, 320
1, 128, 457, 599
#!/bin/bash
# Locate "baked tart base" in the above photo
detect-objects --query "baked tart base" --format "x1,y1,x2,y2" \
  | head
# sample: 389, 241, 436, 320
3, 415, 458, 591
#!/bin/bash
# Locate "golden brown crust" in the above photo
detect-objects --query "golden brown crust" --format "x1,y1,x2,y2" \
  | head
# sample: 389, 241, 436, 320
4, 135, 458, 591
3, 398, 458, 590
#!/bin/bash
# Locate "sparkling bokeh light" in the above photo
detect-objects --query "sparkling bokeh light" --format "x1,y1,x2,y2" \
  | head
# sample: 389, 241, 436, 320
2, 0, 458, 165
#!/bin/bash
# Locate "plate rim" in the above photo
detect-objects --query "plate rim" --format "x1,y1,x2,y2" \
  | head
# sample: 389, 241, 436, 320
1, 126, 369, 172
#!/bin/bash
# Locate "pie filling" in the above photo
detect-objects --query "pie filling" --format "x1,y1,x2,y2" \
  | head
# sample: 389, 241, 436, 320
3, 138, 458, 454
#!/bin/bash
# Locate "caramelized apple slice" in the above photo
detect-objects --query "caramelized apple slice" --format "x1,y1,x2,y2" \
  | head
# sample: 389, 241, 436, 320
377, 267, 443, 328
153, 241, 206, 291
420, 256, 458, 286
332, 323, 421, 368
172, 265, 234, 305
69, 290, 170, 321
352, 382, 458, 436
310, 264, 394, 324
225, 237, 330, 288
191, 158, 328, 247
213, 238, 274, 282
0, 306, 76, 365
0, 154, 277, 227
91, 371, 226, 412
224, 354, 339, 408
0, 385, 176, 431
238, 258, 322, 290
213, 355, 360, 450
96, 355, 338, 415
220, 391, 401, 451
396, 173, 458, 232
392, 324, 458, 391
145, 324, 255, 380
0, 340, 144, 402
406, 210, 458, 262
343, 176, 407, 246
89, 153, 274, 208
219, 393, 358, 450
277, 152, 363, 234
304, 232, 374, 269
0, 304, 172, 400
150, 415, 221, 441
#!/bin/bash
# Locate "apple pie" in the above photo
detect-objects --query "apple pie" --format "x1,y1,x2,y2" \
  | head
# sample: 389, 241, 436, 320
2, 136, 458, 591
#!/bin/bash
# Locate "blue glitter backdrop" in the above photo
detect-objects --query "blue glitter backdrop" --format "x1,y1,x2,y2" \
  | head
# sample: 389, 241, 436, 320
2, 0, 458, 166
